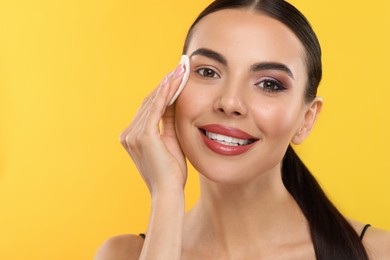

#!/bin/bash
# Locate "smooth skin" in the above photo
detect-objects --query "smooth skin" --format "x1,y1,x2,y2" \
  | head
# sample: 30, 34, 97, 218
95, 9, 390, 260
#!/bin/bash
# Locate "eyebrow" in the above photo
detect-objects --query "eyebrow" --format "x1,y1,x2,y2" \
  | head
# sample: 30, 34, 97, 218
190, 48, 227, 66
250, 62, 294, 79
190, 48, 294, 79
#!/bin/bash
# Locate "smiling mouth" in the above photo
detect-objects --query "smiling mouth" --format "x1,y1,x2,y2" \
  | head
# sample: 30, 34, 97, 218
200, 129, 257, 146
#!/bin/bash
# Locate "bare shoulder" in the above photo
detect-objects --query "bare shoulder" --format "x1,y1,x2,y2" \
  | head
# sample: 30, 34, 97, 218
94, 234, 144, 260
363, 226, 390, 259
349, 219, 390, 259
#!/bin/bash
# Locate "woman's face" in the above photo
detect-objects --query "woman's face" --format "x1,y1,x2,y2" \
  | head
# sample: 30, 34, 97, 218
175, 9, 319, 184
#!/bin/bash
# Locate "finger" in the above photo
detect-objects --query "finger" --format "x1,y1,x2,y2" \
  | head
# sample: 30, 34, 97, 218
166, 65, 186, 106
119, 64, 185, 151
168, 55, 190, 105
121, 73, 174, 152
127, 64, 184, 134
161, 75, 186, 136
145, 67, 187, 130
119, 75, 169, 149
143, 77, 172, 134
138, 64, 184, 132
134, 75, 168, 122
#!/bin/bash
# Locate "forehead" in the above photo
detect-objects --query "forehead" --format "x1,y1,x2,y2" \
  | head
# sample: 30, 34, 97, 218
187, 9, 306, 75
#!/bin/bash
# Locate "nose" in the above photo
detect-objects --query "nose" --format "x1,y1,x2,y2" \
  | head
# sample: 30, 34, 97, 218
213, 83, 248, 117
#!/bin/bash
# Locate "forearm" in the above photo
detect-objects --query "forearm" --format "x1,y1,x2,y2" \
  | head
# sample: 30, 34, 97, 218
139, 185, 185, 260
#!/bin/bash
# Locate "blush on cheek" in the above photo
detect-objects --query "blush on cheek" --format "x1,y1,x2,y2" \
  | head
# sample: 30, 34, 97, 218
257, 105, 301, 140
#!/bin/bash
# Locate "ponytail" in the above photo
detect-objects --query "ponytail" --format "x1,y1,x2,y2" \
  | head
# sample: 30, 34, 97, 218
282, 145, 369, 259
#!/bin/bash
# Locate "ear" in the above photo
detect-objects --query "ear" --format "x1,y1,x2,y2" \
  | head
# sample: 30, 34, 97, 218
292, 97, 323, 145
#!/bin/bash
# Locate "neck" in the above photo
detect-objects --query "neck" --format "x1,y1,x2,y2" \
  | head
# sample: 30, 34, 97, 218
183, 167, 310, 255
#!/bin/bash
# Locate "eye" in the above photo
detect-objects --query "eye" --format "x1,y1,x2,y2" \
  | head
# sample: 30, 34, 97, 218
196, 68, 220, 78
256, 79, 285, 93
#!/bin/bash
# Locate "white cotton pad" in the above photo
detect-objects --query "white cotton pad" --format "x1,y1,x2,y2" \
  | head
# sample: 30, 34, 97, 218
168, 55, 190, 105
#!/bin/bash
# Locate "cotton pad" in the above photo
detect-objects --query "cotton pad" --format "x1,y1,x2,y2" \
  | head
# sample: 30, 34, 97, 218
168, 55, 190, 105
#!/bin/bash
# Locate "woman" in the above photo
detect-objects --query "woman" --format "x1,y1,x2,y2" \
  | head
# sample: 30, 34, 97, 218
96, 0, 390, 259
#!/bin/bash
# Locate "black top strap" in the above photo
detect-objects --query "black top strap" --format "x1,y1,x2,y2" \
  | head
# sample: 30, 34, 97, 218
139, 233, 146, 239
359, 224, 371, 240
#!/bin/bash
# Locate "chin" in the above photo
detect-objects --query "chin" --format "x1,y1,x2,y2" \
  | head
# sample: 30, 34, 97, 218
187, 155, 281, 186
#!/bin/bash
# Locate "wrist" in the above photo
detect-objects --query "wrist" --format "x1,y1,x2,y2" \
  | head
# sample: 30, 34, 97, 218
151, 181, 185, 197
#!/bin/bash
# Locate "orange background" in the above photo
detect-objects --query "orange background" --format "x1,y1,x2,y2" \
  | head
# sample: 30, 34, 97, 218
0, 0, 389, 259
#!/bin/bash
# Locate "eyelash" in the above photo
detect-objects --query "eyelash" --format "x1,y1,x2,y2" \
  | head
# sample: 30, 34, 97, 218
255, 79, 286, 93
196, 68, 286, 93
196, 67, 220, 78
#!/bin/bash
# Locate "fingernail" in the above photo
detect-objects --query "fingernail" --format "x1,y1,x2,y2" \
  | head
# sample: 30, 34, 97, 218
173, 63, 185, 79
161, 75, 168, 86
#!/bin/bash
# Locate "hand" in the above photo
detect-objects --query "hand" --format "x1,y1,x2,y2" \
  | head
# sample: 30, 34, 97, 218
120, 64, 188, 194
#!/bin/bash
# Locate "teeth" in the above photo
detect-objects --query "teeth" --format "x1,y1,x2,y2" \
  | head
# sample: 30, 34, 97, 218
205, 131, 251, 146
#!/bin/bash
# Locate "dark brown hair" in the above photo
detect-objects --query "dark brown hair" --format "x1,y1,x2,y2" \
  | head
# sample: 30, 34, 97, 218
182, 0, 369, 259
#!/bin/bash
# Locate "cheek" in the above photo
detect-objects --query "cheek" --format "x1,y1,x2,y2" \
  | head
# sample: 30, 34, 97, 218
251, 99, 302, 140
174, 82, 210, 164
175, 80, 212, 120
175, 81, 203, 141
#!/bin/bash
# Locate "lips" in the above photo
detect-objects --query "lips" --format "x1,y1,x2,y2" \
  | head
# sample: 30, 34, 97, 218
199, 124, 259, 156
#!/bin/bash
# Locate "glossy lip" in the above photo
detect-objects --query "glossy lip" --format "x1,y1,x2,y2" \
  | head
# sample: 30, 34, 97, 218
200, 124, 258, 140
198, 124, 259, 156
